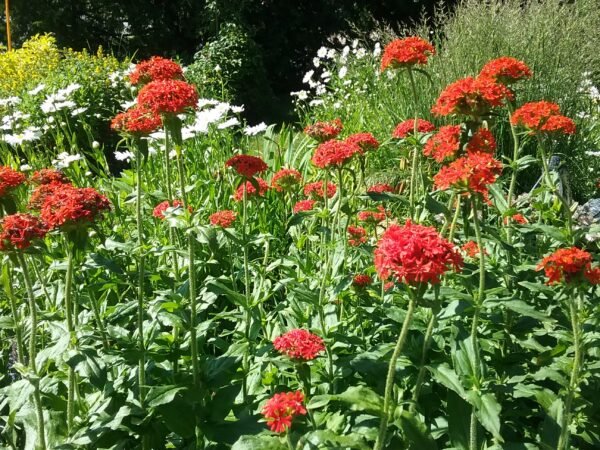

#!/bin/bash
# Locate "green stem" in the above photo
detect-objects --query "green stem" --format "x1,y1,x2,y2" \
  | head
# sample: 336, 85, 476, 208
6, 268, 24, 365
506, 104, 521, 212
17, 254, 47, 450
448, 196, 462, 242
410, 309, 437, 412
374, 294, 417, 450
64, 244, 75, 434
242, 181, 251, 402
407, 68, 421, 221
286, 432, 295, 450
135, 139, 147, 404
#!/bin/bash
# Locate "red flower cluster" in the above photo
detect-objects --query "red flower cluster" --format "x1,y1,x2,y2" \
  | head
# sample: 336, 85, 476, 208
311, 140, 361, 169
367, 183, 395, 194
461, 240, 486, 258
0, 166, 26, 197
433, 151, 503, 197
510, 101, 575, 135
357, 206, 387, 224
30, 169, 69, 185
0, 214, 48, 251
352, 274, 373, 288
225, 155, 268, 178
504, 213, 528, 225
262, 391, 307, 433
380, 37, 435, 71
271, 168, 302, 192
41, 185, 111, 230
304, 119, 343, 142
111, 105, 162, 135
537, 247, 600, 285
393, 119, 436, 139
209, 210, 237, 227
304, 181, 337, 199
431, 76, 513, 117
129, 56, 183, 86
348, 225, 367, 247
293, 199, 316, 214
153, 200, 185, 219
465, 129, 496, 154
28, 182, 66, 210
374, 220, 463, 285
233, 178, 270, 201
479, 57, 532, 85
345, 132, 379, 152
273, 329, 325, 360
423, 125, 462, 162
138, 80, 198, 115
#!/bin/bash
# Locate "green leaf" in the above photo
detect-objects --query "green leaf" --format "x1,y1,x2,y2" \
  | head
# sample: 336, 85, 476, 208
429, 363, 467, 399
466, 391, 503, 442
483, 298, 555, 322
334, 386, 384, 417
517, 281, 556, 296
207, 279, 248, 308
447, 390, 470, 450
299, 430, 370, 449
231, 435, 286, 450
488, 184, 508, 213
146, 385, 186, 408
398, 411, 438, 450
425, 194, 450, 216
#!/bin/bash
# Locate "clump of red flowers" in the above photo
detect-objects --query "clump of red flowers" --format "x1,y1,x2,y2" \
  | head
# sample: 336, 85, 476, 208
111, 105, 162, 135
233, 178, 270, 201
129, 56, 183, 86
304, 119, 343, 142
367, 183, 395, 194
348, 225, 367, 247
30, 169, 69, 185
0, 166, 26, 197
461, 240, 486, 258
479, 57, 532, 85
262, 391, 307, 433
433, 151, 503, 197
41, 185, 111, 230
431, 76, 513, 118
209, 210, 237, 227
380, 36, 435, 71
273, 329, 325, 360
504, 213, 528, 225
537, 247, 600, 285
357, 206, 388, 225
510, 101, 576, 135
0, 213, 48, 251
311, 140, 360, 169
352, 274, 373, 288
293, 199, 316, 214
374, 220, 463, 285
28, 182, 66, 210
345, 132, 380, 152
138, 80, 198, 115
304, 181, 337, 199
225, 155, 268, 178
271, 168, 302, 192
153, 200, 185, 219
466, 129, 496, 154
393, 119, 436, 139
423, 125, 462, 162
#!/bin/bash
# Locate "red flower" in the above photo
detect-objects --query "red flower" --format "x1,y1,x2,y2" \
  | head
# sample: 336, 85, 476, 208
466, 129, 496, 154
504, 213, 528, 225
293, 199, 316, 214
225, 155, 268, 178
380, 37, 435, 71
431, 76, 514, 117
537, 247, 600, 285
479, 57, 532, 85
374, 220, 463, 285
393, 119, 436, 139
304, 119, 343, 142
271, 168, 302, 192
41, 185, 111, 230
273, 329, 325, 360
357, 206, 388, 225
348, 225, 367, 247
311, 140, 361, 169
28, 182, 67, 210
233, 178, 270, 201
384, 281, 395, 292
30, 169, 69, 185
344, 132, 380, 152
367, 183, 395, 194
129, 56, 184, 86
262, 391, 307, 433
0, 166, 26, 197
433, 151, 503, 197
423, 125, 462, 162
304, 181, 337, 199
137, 80, 198, 115
352, 274, 373, 288
111, 105, 162, 135
153, 200, 190, 219
510, 101, 576, 135
209, 210, 236, 227
461, 240, 486, 258
0, 214, 48, 251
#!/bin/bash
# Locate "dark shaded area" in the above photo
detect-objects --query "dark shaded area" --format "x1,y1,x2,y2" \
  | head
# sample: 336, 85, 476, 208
2, 0, 450, 121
